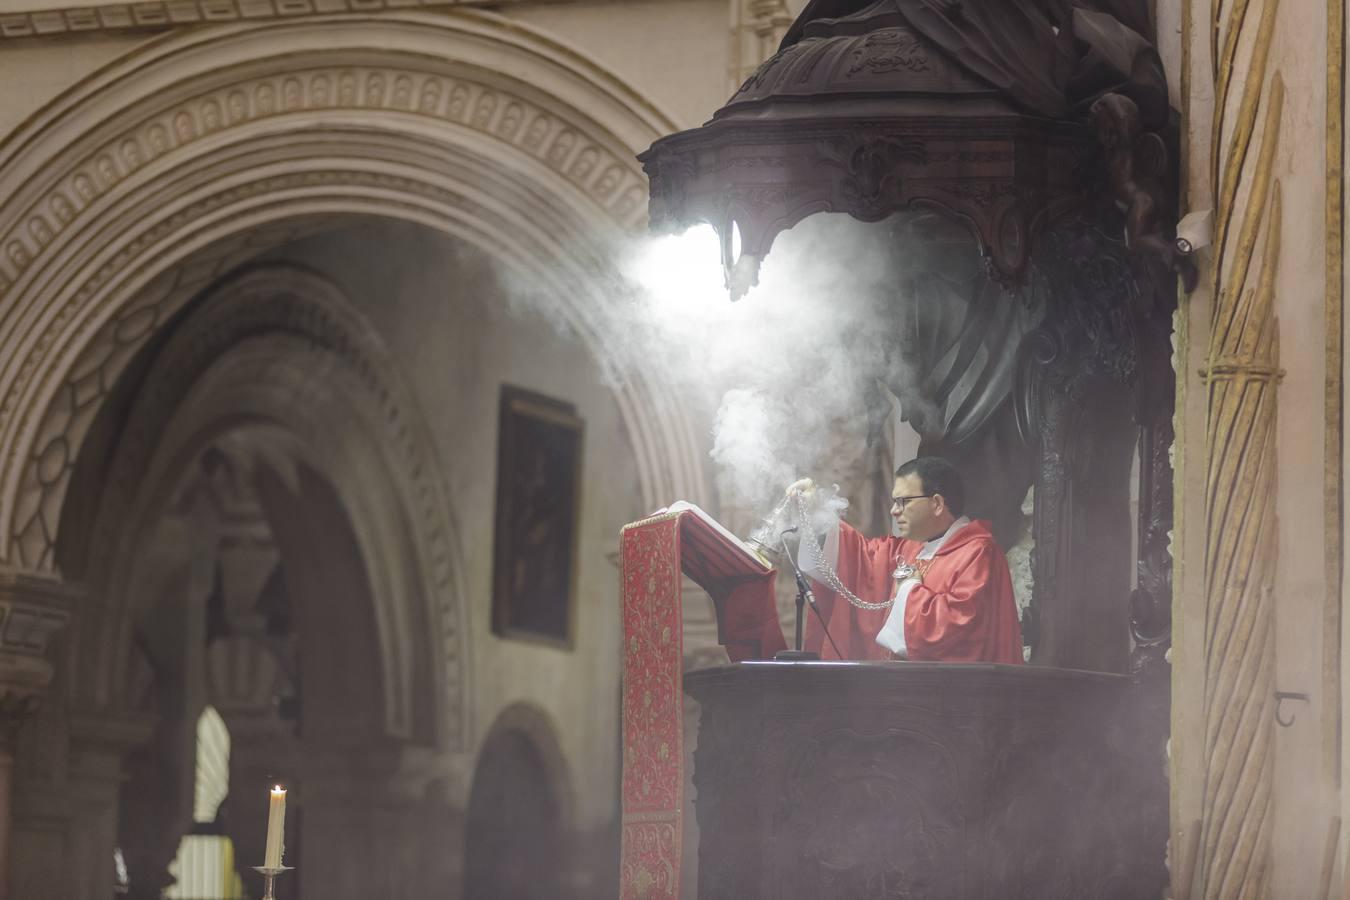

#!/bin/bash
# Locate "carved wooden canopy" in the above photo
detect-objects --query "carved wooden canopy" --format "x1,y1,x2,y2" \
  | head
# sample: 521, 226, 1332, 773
639, 0, 1098, 294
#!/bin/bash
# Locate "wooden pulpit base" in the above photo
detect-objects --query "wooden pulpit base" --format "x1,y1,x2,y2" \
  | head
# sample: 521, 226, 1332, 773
685, 661, 1164, 900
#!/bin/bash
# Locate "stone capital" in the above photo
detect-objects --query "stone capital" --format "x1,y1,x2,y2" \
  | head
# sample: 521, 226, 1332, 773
0, 567, 76, 747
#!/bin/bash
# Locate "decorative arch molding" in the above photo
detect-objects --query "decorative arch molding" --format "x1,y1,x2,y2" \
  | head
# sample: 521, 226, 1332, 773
69, 263, 467, 748
0, 10, 711, 570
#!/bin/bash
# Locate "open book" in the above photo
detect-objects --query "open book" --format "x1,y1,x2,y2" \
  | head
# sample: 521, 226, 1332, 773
622, 499, 786, 658
660, 500, 772, 576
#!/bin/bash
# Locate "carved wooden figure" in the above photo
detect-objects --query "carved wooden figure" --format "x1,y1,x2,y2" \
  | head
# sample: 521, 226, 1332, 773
1090, 92, 1198, 291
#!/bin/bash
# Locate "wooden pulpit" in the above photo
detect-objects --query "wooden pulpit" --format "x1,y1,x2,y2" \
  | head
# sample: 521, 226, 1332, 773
618, 510, 1163, 900
685, 662, 1162, 900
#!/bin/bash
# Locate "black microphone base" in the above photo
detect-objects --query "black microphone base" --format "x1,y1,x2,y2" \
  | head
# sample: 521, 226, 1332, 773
773, 649, 821, 661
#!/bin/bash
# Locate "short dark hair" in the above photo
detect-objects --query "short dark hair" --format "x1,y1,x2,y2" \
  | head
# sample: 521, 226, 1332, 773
895, 456, 965, 516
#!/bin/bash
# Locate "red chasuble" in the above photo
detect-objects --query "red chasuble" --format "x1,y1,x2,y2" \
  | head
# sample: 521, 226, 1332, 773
804, 519, 1024, 664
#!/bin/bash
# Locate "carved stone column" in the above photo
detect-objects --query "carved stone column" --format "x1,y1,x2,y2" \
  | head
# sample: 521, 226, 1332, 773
1194, 67, 1286, 900
10, 703, 154, 900
63, 711, 155, 900
0, 568, 73, 900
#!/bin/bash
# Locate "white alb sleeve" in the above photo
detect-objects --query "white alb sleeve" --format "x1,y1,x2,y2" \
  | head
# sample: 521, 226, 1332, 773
875, 579, 919, 655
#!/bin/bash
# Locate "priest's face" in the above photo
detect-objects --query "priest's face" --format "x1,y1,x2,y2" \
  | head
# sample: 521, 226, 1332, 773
891, 473, 949, 542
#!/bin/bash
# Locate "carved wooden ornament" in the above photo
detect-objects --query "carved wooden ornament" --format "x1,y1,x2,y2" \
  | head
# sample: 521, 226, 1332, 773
639, 5, 1094, 292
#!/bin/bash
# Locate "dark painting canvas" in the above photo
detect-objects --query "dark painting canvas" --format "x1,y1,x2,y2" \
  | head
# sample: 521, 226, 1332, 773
491, 385, 584, 645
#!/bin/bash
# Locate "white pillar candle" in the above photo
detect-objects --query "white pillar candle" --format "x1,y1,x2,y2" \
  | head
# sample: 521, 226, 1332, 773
263, 786, 286, 869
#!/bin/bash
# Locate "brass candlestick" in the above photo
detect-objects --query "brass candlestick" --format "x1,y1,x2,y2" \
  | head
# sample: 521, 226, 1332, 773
253, 865, 293, 900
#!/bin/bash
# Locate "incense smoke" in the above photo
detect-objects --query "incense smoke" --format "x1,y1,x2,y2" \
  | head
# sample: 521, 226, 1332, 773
620, 215, 915, 516
498, 212, 933, 529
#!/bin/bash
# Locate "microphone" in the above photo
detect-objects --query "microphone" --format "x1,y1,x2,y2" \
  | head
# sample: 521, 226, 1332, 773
777, 528, 843, 659
779, 529, 815, 602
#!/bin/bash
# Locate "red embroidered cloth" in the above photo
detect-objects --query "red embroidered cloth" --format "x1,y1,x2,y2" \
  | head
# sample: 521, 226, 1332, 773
619, 510, 784, 899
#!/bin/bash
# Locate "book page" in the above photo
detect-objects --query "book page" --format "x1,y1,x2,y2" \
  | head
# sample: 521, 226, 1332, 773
663, 500, 770, 571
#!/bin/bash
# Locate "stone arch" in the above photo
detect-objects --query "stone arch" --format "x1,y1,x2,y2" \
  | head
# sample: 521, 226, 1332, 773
464, 702, 576, 899
471, 701, 577, 822
63, 263, 462, 748
0, 9, 711, 575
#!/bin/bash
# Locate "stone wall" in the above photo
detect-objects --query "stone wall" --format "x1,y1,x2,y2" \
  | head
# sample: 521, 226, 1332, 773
261, 219, 649, 830
0, 4, 733, 897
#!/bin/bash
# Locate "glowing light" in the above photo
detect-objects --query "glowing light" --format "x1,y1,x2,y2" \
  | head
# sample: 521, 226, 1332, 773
627, 224, 726, 311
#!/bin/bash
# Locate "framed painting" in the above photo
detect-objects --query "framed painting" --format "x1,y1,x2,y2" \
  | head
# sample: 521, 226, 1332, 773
491, 385, 585, 647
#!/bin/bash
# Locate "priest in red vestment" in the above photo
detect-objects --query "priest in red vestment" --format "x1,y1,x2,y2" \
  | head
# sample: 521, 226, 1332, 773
790, 456, 1023, 664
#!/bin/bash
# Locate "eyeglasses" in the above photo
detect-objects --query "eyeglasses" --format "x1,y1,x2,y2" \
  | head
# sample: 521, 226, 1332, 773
890, 494, 933, 511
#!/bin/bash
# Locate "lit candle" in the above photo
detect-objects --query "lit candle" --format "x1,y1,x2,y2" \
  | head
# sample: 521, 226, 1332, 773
264, 786, 286, 869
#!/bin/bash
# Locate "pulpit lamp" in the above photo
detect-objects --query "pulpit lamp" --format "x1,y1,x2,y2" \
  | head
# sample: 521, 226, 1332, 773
638, 1, 1095, 294
726, 252, 762, 302
1175, 208, 1213, 252
720, 218, 761, 301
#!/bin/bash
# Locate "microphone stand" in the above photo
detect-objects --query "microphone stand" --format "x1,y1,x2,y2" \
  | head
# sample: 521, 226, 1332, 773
774, 530, 843, 661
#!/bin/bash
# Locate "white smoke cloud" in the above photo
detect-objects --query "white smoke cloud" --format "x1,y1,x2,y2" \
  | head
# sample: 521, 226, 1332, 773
623, 215, 909, 512
497, 211, 932, 527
